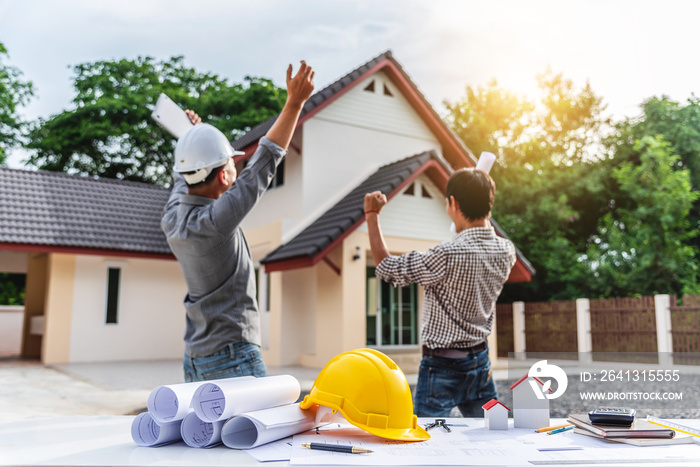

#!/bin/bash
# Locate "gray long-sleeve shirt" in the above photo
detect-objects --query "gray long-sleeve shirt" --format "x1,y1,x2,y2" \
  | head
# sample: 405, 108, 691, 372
161, 137, 286, 358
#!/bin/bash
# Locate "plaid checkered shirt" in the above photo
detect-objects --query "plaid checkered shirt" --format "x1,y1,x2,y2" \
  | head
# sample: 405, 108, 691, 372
375, 226, 516, 349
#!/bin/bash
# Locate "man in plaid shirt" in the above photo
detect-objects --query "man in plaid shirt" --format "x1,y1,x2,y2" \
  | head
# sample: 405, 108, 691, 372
364, 168, 516, 417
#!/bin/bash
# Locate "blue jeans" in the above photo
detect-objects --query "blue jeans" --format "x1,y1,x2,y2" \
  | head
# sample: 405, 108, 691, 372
183, 342, 268, 382
413, 346, 497, 417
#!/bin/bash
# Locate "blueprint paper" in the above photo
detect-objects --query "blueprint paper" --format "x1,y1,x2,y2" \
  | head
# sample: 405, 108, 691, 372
180, 411, 225, 448
131, 412, 182, 447
222, 403, 316, 449
192, 375, 300, 423
147, 377, 253, 423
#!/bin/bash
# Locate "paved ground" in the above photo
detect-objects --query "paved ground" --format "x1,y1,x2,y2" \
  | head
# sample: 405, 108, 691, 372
3, 356, 698, 425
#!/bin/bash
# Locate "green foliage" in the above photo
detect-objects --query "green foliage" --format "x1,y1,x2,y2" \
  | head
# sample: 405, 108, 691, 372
0, 273, 26, 305
609, 96, 700, 268
0, 42, 35, 165
584, 136, 699, 296
26, 56, 286, 185
446, 72, 611, 301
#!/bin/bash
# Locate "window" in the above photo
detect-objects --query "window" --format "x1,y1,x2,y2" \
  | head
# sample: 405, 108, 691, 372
105, 267, 121, 324
366, 268, 418, 347
268, 159, 285, 190
383, 83, 393, 97
255, 266, 270, 312
364, 80, 375, 92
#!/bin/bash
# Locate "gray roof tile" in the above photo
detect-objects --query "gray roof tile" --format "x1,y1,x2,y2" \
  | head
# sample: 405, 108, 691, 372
0, 167, 172, 255
262, 151, 435, 264
261, 152, 535, 276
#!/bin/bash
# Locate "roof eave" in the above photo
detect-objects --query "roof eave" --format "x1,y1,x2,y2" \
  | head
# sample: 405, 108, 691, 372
0, 242, 176, 260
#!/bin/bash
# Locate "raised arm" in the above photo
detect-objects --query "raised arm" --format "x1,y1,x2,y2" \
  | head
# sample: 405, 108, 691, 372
265, 61, 315, 150
364, 191, 390, 266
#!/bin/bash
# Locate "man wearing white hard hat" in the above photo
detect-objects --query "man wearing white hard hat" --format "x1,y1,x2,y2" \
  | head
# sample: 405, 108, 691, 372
162, 62, 315, 382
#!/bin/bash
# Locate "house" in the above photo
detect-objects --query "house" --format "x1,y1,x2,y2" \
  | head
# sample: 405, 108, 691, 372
510, 374, 551, 429
0, 169, 185, 363
482, 399, 510, 430
0, 50, 534, 368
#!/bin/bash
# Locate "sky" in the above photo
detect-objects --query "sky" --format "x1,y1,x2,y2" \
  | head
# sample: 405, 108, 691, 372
1, 0, 699, 168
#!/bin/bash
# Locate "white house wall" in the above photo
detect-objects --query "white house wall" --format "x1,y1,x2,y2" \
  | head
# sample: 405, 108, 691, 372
301, 72, 441, 221
242, 135, 303, 234
69, 255, 186, 362
358, 174, 453, 244
242, 70, 442, 243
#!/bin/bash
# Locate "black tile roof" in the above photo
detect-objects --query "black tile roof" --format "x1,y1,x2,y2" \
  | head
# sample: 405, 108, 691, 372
262, 151, 440, 264
261, 151, 535, 276
0, 167, 172, 255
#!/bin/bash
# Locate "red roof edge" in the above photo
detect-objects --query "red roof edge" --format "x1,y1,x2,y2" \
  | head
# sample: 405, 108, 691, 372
482, 399, 511, 411
235, 57, 473, 171
0, 243, 176, 261
263, 159, 449, 274
510, 374, 551, 392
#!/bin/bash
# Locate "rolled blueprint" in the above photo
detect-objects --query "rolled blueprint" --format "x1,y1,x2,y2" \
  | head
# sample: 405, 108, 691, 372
476, 151, 496, 174
131, 412, 183, 447
222, 403, 317, 449
193, 375, 301, 423
180, 411, 226, 448
147, 377, 253, 424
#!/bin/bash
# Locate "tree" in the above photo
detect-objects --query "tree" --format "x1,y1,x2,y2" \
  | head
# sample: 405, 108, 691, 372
608, 96, 700, 268
0, 42, 34, 165
27, 56, 285, 185
445, 72, 611, 301
584, 136, 698, 296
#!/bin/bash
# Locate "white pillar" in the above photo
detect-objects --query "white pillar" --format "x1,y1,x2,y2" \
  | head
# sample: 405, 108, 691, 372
513, 301, 526, 360
576, 298, 592, 365
654, 294, 673, 367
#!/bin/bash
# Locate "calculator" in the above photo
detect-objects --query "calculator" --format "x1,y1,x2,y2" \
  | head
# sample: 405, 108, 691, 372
588, 407, 636, 426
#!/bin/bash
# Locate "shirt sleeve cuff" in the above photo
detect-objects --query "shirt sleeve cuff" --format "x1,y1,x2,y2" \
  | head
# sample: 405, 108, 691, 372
259, 136, 287, 162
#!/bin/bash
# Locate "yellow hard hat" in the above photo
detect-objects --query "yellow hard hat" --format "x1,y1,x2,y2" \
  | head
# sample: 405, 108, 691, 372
299, 348, 429, 442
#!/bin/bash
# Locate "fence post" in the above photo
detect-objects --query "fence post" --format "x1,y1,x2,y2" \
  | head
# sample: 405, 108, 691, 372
654, 294, 673, 367
513, 301, 526, 360
576, 298, 592, 365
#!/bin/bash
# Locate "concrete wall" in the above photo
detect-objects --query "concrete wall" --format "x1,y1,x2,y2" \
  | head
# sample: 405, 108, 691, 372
0, 250, 28, 273
0, 305, 23, 356
64, 255, 186, 363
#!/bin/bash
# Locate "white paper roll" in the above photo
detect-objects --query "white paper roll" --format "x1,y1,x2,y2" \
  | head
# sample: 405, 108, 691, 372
147, 377, 254, 424
222, 403, 317, 449
476, 151, 496, 174
180, 411, 225, 448
131, 412, 183, 447
192, 375, 301, 423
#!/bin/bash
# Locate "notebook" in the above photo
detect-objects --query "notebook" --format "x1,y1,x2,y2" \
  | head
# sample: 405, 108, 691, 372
573, 427, 694, 446
567, 413, 676, 439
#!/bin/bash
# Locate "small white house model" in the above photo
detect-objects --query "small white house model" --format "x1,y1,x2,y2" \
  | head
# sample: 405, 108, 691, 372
510, 374, 551, 429
482, 399, 510, 430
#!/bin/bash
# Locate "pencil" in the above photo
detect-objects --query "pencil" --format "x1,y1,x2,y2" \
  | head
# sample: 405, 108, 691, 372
301, 442, 373, 454
547, 425, 574, 435
535, 423, 573, 433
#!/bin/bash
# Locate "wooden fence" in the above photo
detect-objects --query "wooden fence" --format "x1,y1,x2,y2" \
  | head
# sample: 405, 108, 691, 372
496, 294, 700, 363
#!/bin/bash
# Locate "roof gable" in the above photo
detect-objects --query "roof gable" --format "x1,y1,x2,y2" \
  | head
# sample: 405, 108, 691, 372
261, 152, 534, 282
232, 50, 476, 171
261, 151, 448, 270
0, 167, 173, 257
482, 399, 511, 411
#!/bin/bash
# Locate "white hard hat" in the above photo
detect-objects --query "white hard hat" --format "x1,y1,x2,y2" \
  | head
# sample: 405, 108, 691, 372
174, 123, 245, 185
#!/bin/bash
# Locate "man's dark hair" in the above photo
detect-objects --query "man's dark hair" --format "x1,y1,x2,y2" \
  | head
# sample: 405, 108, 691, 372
445, 168, 495, 220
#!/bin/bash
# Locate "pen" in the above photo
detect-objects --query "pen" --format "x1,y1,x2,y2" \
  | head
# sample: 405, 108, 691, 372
301, 442, 373, 454
547, 425, 574, 435
535, 423, 573, 433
